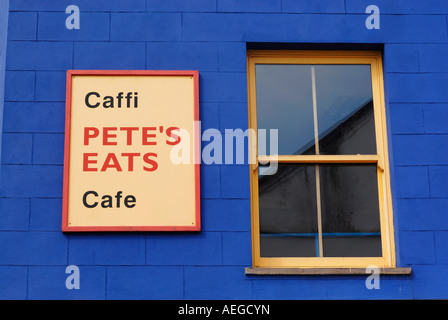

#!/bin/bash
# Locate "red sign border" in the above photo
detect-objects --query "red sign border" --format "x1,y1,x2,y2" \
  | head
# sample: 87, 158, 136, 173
62, 70, 201, 232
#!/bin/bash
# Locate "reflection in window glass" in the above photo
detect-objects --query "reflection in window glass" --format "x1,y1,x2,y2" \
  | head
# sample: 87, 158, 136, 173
315, 65, 376, 155
255, 64, 376, 156
319, 164, 382, 257
256, 65, 315, 156
259, 164, 317, 257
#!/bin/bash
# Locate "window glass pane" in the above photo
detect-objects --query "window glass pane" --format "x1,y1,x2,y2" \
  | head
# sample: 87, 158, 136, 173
315, 65, 376, 155
259, 164, 318, 257
255, 65, 315, 156
319, 164, 382, 257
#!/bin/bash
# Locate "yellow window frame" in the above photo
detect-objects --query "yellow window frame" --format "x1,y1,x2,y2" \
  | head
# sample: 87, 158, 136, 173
247, 50, 396, 269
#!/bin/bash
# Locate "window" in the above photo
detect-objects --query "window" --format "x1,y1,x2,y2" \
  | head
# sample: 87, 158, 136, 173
247, 51, 396, 269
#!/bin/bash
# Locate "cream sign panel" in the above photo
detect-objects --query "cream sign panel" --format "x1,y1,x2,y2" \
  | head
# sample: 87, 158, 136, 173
62, 71, 200, 231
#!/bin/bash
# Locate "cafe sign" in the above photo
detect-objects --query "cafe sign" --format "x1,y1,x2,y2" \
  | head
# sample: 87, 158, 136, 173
62, 70, 200, 231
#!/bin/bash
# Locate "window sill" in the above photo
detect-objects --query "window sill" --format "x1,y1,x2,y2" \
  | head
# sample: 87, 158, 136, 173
245, 267, 412, 276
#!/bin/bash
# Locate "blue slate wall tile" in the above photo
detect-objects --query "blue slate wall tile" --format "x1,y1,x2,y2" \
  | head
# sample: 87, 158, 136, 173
107, 266, 183, 299
397, 198, 448, 231
0, 232, 68, 265
428, 166, 448, 197
423, 104, 448, 133
392, 135, 448, 165
30, 198, 62, 231
68, 234, 145, 265
435, 231, 448, 264
0, 198, 30, 231
414, 0, 448, 14
111, 13, 181, 41
6, 41, 73, 71
411, 265, 448, 299
252, 277, 327, 300
200, 72, 247, 103
222, 231, 252, 265
0, 267, 28, 299
1, 133, 33, 164
10, 0, 145, 12
282, 0, 345, 13
219, 103, 249, 132
388, 73, 448, 103
218, 42, 246, 72
146, 42, 218, 71
4, 71, 35, 101
418, 44, 448, 72
3, 102, 65, 133
220, 165, 250, 198
201, 199, 251, 231
399, 231, 436, 265
346, 0, 415, 14
147, 0, 216, 12
184, 266, 252, 299
35, 71, 66, 102
347, 0, 448, 15
0, 165, 63, 197
8, 12, 37, 40
200, 164, 221, 198
146, 232, 222, 265
374, 15, 447, 43
32, 133, 64, 165
384, 44, 419, 73
389, 104, 424, 134
74, 42, 145, 70
394, 166, 430, 198
218, 0, 281, 13
200, 103, 220, 133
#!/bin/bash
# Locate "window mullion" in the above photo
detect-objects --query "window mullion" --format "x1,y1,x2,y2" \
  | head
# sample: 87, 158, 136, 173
311, 65, 319, 156
315, 164, 324, 257
311, 65, 324, 258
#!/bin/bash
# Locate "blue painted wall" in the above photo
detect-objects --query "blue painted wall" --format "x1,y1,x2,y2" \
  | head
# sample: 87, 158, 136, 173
1, 0, 448, 299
